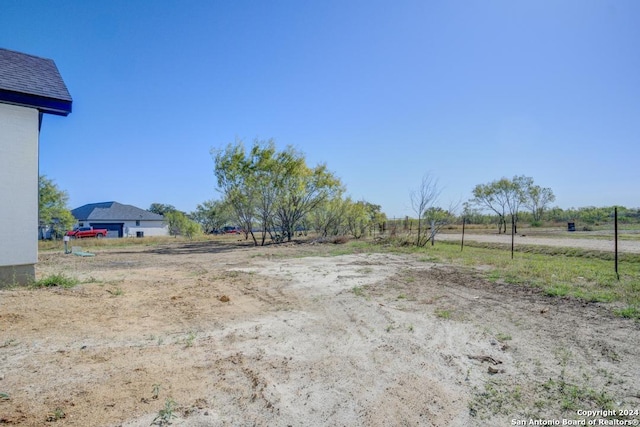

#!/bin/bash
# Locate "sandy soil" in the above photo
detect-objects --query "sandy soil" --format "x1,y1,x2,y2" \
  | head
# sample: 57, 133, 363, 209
1, 240, 639, 426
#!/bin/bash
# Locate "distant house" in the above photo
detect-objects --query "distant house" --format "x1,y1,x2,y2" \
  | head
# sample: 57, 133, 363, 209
71, 202, 169, 238
0, 48, 72, 285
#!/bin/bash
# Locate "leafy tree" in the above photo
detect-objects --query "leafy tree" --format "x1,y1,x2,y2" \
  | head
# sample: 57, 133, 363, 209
522, 183, 555, 223
546, 206, 567, 222
423, 205, 457, 245
472, 176, 555, 232
461, 201, 492, 225
472, 176, 531, 233
506, 175, 530, 233
364, 201, 387, 236
272, 151, 343, 242
576, 206, 614, 225
308, 195, 347, 237
248, 141, 281, 245
212, 141, 261, 245
182, 219, 202, 239
164, 211, 185, 237
164, 210, 201, 238
39, 175, 75, 239
344, 200, 386, 239
148, 203, 177, 216
307, 197, 385, 239
191, 199, 231, 234
344, 199, 369, 239
472, 179, 508, 233
213, 139, 343, 245
545, 206, 640, 225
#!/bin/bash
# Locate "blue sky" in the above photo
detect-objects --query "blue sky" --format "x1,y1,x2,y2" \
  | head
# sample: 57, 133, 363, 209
2, 0, 638, 218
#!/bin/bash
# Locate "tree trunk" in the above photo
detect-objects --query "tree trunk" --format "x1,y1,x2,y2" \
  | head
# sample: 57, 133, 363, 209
430, 220, 435, 246
250, 231, 258, 246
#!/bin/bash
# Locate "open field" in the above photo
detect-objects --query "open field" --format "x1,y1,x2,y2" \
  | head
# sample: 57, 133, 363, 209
1, 236, 639, 426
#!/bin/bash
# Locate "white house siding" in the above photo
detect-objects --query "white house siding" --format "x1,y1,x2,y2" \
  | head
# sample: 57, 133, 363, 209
123, 221, 169, 237
0, 103, 39, 284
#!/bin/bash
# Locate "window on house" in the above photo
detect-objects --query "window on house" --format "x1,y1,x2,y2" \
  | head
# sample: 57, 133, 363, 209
136, 220, 140, 226
79, 222, 84, 227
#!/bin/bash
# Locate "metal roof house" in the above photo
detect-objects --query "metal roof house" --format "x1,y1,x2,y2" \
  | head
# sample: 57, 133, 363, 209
71, 202, 169, 238
0, 48, 72, 285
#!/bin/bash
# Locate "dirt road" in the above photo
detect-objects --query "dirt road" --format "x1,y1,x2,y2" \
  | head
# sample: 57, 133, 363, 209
1, 241, 638, 426
437, 232, 640, 253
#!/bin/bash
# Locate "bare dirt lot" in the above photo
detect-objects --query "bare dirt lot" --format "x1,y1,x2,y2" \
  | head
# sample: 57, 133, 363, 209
1, 239, 639, 426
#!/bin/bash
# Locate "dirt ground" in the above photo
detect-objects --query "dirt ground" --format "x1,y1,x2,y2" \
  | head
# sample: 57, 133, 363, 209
1, 239, 639, 426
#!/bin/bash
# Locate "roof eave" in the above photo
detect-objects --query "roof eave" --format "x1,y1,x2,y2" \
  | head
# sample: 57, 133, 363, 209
0, 89, 72, 116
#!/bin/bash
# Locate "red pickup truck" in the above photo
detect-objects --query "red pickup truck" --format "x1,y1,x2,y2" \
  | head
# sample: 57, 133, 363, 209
66, 227, 108, 239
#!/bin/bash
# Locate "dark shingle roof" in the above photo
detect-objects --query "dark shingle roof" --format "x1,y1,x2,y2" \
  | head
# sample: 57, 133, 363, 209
71, 202, 165, 222
0, 48, 72, 116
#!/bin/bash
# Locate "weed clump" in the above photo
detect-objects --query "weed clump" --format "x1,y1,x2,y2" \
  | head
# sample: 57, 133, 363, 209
614, 306, 640, 319
152, 398, 178, 425
32, 273, 78, 288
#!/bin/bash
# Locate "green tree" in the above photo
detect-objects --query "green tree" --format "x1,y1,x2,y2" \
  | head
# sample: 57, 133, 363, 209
506, 175, 529, 233
191, 199, 231, 234
248, 140, 281, 245
472, 179, 507, 233
461, 201, 491, 225
213, 139, 343, 245
577, 206, 613, 225
39, 175, 75, 239
344, 199, 370, 239
212, 141, 260, 245
423, 205, 457, 245
148, 203, 177, 216
164, 210, 201, 238
164, 211, 185, 237
182, 219, 202, 239
342, 199, 386, 239
472, 176, 528, 234
547, 206, 567, 222
522, 183, 555, 223
273, 150, 343, 242
308, 195, 347, 237
472, 176, 555, 233
363, 201, 387, 236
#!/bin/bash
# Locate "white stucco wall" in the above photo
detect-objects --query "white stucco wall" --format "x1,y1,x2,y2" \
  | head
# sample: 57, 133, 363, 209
0, 103, 39, 270
123, 221, 169, 237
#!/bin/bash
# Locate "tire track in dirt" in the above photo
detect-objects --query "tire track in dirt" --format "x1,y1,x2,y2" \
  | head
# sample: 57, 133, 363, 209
2, 243, 638, 426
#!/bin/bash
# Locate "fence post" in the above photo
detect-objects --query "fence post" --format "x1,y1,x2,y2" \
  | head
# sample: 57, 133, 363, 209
511, 214, 515, 260
615, 207, 619, 280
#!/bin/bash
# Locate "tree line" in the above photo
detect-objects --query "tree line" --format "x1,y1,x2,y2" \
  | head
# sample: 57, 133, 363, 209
145, 139, 386, 245
38, 140, 639, 243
